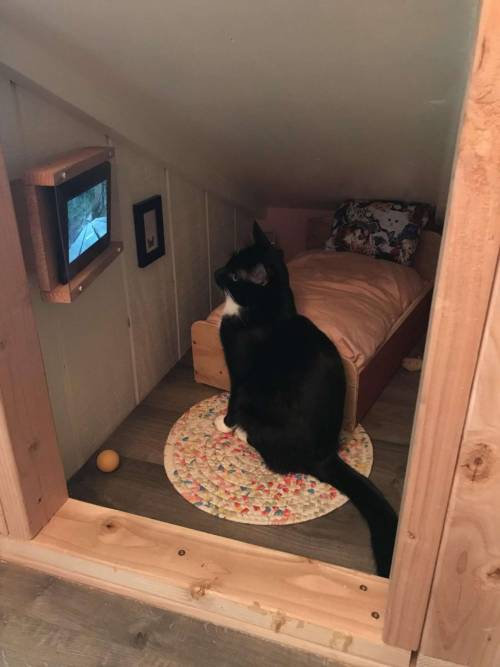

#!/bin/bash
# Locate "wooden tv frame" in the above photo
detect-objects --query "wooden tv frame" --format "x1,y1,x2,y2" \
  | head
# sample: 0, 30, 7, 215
1, 2, 500, 665
23, 146, 122, 303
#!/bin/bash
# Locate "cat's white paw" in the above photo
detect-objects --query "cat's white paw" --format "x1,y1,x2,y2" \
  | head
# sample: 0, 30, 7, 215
235, 427, 248, 444
215, 414, 233, 433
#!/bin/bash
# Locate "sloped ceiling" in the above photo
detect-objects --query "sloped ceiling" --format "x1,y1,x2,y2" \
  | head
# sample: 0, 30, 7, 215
0, 0, 478, 209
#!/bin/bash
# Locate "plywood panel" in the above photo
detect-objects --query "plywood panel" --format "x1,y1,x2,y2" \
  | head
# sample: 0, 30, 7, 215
115, 142, 178, 401
235, 207, 254, 249
384, 0, 500, 650
53, 260, 136, 472
169, 172, 210, 353
207, 193, 234, 307
15, 84, 105, 170
9, 83, 137, 478
420, 261, 500, 667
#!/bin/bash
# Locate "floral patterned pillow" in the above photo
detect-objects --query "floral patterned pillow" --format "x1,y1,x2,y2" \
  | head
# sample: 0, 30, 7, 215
325, 200, 434, 266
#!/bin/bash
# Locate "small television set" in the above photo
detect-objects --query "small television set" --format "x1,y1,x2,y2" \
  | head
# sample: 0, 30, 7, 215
54, 161, 111, 283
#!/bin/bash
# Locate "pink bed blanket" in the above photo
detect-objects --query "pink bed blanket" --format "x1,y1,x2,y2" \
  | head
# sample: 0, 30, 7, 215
208, 251, 429, 369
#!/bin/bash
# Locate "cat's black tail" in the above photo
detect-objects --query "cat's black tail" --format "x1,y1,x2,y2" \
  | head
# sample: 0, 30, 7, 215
314, 453, 397, 577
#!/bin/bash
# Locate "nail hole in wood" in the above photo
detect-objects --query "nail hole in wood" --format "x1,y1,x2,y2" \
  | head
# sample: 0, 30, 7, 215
37, 497, 42, 504
371, 611, 380, 619
178, 549, 186, 556
360, 584, 368, 591
29, 440, 39, 453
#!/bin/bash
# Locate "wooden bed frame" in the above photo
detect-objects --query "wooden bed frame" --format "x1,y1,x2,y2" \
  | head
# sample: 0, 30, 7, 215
192, 226, 441, 431
1, 2, 500, 665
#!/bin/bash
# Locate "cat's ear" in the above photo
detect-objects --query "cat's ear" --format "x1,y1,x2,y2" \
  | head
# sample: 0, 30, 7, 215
253, 222, 272, 248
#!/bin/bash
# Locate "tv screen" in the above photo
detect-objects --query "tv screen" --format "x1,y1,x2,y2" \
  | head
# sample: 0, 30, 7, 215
67, 180, 108, 263
55, 161, 111, 283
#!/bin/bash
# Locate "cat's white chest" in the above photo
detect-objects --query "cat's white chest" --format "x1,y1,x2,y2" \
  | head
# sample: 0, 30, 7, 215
222, 293, 241, 317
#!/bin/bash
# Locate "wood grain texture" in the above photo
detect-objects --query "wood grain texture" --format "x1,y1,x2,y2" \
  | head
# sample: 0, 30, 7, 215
69, 440, 407, 574
9, 178, 36, 276
23, 182, 60, 291
0, 500, 7, 535
0, 561, 360, 667
419, 260, 500, 666
169, 172, 211, 353
0, 145, 67, 538
207, 193, 235, 307
68, 352, 409, 575
384, 0, 500, 650
415, 656, 467, 667
0, 499, 410, 667
192, 319, 230, 390
23, 145, 113, 186
40, 242, 123, 303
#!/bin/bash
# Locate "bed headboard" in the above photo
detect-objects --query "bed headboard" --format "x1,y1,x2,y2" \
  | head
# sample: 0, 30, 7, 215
305, 216, 441, 283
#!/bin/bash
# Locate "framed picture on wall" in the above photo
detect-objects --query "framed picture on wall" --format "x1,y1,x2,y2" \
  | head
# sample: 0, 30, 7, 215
133, 195, 166, 268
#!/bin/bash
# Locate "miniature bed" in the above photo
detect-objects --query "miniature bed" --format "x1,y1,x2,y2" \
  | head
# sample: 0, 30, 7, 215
192, 219, 441, 431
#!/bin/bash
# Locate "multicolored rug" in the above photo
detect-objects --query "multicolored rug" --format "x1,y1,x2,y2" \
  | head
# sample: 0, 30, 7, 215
164, 393, 373, 526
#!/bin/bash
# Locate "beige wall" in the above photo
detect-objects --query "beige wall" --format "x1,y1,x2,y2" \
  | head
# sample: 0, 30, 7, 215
0, 74, 254, 477
0, 1, 478, 215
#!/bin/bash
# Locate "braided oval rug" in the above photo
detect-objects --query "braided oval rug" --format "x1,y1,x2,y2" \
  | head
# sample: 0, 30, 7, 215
164, 393, 373, 526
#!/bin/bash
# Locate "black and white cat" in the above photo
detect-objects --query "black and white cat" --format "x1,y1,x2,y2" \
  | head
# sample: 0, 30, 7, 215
214, 223, 397, 577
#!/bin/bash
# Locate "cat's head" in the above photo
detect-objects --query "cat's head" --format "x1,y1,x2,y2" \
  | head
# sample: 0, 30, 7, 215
214, 222, 291, 310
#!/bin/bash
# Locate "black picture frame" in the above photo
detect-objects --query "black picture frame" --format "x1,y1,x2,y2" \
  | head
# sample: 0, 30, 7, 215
133, 195, 166, 268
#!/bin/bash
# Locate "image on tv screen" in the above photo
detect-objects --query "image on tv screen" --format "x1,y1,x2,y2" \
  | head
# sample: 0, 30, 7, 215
67, 180, 108, 263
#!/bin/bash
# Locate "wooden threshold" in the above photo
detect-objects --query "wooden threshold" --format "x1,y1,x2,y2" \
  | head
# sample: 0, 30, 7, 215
0, 499, 410, 667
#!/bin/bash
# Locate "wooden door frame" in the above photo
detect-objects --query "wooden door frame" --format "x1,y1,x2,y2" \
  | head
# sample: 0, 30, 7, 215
0, 143, 409, 667
384, 0, 500, 651
1, 2, 499, 664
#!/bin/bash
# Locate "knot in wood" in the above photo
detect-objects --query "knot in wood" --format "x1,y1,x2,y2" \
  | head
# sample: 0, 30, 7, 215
461, 443, 493, 482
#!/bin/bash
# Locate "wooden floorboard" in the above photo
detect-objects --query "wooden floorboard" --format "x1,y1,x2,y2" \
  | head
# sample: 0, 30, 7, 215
3, 351, 420, 665
68, 350, 419, 575
0, 561, 345, 667
362, 367, 421, 446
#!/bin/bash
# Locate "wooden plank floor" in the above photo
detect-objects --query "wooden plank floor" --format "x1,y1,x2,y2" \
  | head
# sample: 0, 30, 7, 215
68, 351, 421, 575
0, 353, 421, 666
0, 561, 345, 667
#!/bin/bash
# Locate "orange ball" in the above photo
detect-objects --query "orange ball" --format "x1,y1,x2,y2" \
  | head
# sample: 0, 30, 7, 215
96, 449, 120, 473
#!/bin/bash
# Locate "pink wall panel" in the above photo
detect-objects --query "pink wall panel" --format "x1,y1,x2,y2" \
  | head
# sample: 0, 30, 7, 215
261, 208, 331, 260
